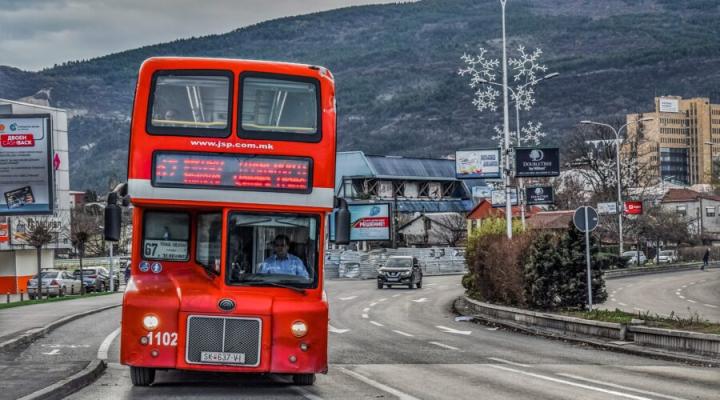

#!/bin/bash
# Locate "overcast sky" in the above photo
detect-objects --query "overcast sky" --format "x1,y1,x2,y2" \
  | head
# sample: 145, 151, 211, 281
0, 0, 410, 71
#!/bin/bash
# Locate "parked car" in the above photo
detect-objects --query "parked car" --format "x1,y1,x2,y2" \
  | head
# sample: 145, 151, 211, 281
27, 270, 82, 299
377, 256, 423, 289
657, 250, 678, 264
73, 267, 118, 292
622, 251, 647, 266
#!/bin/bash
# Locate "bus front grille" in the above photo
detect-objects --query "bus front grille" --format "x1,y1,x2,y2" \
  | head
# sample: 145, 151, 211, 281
185, 315, 262, 367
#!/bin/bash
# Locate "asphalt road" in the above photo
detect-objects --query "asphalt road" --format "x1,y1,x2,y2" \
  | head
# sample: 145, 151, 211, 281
13, 275, 717, 400
603, 269, 720, 322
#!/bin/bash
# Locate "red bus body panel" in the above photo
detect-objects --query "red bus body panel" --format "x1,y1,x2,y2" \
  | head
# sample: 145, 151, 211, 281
120, 57, 335, 375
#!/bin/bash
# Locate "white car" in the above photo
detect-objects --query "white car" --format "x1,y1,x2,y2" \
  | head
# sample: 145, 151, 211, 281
657, 250, 678, 264
622, 251, 647, 266
27, 270, 83, 299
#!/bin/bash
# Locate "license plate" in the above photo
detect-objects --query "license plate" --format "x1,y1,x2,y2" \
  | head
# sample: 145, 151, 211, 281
386, 277, 399, 281
201, 351, 245, 364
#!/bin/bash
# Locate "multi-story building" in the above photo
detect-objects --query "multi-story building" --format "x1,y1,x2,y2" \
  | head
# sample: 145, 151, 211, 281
627, 96, 720, 185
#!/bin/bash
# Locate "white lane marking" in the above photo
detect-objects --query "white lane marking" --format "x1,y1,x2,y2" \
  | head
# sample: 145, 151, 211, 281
488, 364, 655, 400
362, 313, 369, 319
293, 386, 324, 400
681, 285, 687, 288
557, 373, 690, 400
369, 302, 378, 307
488, 357, 530, 368
436, 325, 472, 335
339, 367, 421, 400
429, 341, 460, 351
98, 327, 121, 360
392, 294, 401, 298
378, 298, 387, 302
392, 330, 414, 337
687, 299, 697, 303
362, 307, 371, 312
339, 296, 357, 301
486, 327, 499, 331
704, 304, 718, 308
678, 295, 686, 299
426, 283, 437, 286
370, 321, 384, 327
617, 302, 627, 306
411, 298, 428, 303
328, 325, 349, 334
42, 349, 60, 355
41, 344, 90, 349
611, 299, 617, 302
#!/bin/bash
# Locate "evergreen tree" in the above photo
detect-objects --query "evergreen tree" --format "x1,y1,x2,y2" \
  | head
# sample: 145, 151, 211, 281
558, 222, 607, 308
524, 231, 563, 309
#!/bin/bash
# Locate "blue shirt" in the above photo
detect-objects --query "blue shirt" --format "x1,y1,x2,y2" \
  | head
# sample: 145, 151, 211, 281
258, 254, 309, 278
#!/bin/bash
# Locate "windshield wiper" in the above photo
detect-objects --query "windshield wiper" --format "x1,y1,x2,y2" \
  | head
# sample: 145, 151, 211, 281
240, 280, 306, 295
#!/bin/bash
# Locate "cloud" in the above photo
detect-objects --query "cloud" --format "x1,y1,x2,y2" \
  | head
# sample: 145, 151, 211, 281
0, 0, 410, 71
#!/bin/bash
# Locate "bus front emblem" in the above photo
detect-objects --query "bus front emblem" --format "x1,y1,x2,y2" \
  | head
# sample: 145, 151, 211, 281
218, 299, 235, 311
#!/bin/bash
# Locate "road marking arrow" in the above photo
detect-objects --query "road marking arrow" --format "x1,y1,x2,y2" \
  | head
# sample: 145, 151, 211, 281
436, 325, 472, 335
42, 349, 60, 355
412, 298, 428, 303
328, 324, 350, 334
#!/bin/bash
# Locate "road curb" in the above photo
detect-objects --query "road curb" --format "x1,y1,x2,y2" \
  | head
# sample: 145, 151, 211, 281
453, 298, 718, 367
0, 304, 122, 352
17, 359, 107, 400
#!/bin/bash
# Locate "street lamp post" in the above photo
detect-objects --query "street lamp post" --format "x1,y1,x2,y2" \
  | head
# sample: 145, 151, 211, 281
580, 117, 654, 256
477, 72, 559, 227
500, 0, 512, 239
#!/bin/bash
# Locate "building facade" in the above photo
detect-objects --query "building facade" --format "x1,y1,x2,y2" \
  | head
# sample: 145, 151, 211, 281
627, 96, 720, 185
661, 188, 720, 244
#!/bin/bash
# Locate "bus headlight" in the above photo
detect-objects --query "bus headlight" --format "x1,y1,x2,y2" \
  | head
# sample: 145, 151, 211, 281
142, 314, 160, 331
291, 321, 308, 338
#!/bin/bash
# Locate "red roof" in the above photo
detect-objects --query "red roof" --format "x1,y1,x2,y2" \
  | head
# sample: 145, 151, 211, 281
662, 188, 720, 203
467, 199, 541, 220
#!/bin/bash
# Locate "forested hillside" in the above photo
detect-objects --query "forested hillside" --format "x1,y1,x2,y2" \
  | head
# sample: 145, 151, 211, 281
2, 0, 720, 191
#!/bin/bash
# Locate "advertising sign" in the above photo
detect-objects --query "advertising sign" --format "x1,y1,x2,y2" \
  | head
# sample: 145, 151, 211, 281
659, 98, 680, 113
472, 186, 493, 199
0, 216, 8, 243
525, 186, 554, 205
515, 148, 560, 177
624, 201, 643, 215
349, 203, 391, 241
0, 115, 53, 215
597, 202, 618, 215
455, 149, 501, 179
491, 188, 518, 208
10, 216, 63, 245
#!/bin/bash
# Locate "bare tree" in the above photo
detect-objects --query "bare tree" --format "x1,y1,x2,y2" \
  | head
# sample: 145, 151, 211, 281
71, 205, 103, 294
24, 217, 63, 299
433, 214, 468, 247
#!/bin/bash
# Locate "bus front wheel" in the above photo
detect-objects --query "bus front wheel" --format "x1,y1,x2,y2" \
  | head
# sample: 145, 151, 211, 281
293, 373, 316, 386
130, 366, 155, 386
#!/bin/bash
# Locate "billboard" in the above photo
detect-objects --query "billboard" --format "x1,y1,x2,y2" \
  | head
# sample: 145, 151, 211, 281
515, 148, 560, 177
525, 186, 554, 205
597, 202, 618, 215
455, 149, 501, 179
10, 216, 63, 245
330, 203, 391, 241
491, 188, 518, 208
624, 201, 643, 215
0, 115, 53, 215
659, 98, 680, 113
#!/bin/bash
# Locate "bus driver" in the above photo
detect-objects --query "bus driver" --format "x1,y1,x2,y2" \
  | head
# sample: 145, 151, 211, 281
258, 234, 309, 278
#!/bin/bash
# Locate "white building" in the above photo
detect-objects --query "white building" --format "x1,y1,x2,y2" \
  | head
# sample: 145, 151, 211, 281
0, 99, 72, 294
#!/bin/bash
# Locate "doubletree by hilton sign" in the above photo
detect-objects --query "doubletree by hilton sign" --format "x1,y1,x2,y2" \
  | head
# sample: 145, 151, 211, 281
514, 148, 560, 177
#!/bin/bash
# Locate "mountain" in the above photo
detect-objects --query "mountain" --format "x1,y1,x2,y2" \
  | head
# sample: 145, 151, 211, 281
2, 0, 720, 191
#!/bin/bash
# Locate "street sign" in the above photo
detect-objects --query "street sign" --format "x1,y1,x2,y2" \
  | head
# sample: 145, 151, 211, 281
624, 201, 643, 215
597, 202, 617, 215
573, 206, 598, 233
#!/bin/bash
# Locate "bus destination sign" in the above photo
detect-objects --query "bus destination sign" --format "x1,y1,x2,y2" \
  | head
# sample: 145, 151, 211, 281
153, 152, 312, 192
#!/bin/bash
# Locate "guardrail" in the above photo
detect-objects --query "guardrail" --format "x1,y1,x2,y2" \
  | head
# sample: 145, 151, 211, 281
460, 297, 720, 359
603, 262, 712, 279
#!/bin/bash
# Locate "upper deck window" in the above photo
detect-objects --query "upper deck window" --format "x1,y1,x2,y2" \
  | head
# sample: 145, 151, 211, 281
147, 71, 232, 137
239, 74, 321, 142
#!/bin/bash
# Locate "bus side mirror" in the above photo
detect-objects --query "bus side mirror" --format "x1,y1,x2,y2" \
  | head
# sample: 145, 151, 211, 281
104, 192, 122, 242
334, 198, 351, 245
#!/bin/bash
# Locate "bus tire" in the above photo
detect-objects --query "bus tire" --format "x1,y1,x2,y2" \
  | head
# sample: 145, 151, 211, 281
130, 366, 155, 386
293, 373, 315, 386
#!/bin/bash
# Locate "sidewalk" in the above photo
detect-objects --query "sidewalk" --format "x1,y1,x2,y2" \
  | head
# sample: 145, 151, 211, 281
0, 292, 123, 344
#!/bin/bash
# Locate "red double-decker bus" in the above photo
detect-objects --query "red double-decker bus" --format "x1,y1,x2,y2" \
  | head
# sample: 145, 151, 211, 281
104, 57, 349, 386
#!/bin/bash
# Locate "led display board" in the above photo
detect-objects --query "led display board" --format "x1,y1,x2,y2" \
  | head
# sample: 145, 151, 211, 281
153, 152, 312, 193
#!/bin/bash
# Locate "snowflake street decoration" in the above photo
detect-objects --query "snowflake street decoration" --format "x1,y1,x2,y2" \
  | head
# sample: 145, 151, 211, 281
509, 46, 547, 86
473, 86, 500, 112
511, 86, 536, 111
520, 121, 546, 146
491, 125, 518, 149
459, 48, 501, 112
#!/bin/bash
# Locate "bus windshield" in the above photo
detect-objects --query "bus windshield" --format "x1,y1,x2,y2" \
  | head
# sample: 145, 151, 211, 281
227, 213, 317, 287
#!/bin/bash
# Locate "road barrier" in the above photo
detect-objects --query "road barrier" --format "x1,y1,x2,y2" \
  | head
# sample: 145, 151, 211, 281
325, 247, 467, 279
604, 262, 714, 279
460, 297, 720, 361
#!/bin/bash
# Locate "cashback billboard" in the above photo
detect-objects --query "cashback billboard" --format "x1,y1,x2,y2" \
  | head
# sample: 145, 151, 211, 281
455, 149, 501, 179
0, 115, 53, 215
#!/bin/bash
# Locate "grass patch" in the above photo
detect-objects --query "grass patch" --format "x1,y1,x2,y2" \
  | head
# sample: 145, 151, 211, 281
0, 291, 119, 310
564, 308, 720, 335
